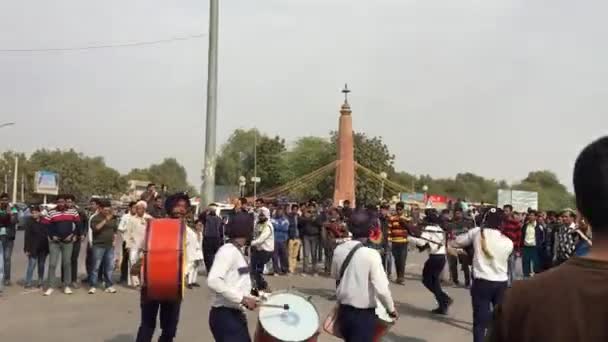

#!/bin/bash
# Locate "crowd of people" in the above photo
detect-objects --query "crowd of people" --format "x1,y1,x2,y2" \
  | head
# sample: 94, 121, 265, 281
0, 135, 606, 342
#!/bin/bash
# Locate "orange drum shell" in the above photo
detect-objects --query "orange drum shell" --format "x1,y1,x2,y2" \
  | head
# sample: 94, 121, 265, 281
142, 218, 186, 301
373, 317, 393, 342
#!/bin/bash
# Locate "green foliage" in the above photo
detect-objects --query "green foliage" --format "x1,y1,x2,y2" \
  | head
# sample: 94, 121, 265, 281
127, 158, 196, 195
513, 170, 575, 210
215, 129, 287, 195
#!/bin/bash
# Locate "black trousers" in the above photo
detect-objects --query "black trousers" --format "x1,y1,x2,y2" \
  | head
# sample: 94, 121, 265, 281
203, 238, 222, 273
136, 295, 182, 342
251, 249, 272, 290
209, 307, 251, 342
338, 305, 376, 342
447, 253, 471, 286
120, 241, 129, 282
471, 278, 507, 342
391, 242, 408, 280
422, 255, 450, 309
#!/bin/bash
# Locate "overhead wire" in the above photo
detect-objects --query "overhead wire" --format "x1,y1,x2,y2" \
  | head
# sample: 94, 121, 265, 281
0, 33, 206, 53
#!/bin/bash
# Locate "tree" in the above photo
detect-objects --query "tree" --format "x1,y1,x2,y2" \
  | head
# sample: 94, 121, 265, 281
513, 170, 575, 210
282, 137, 336, 200
215, 129, 287, 196
28, 149, 126, 202
126, 158, 195, 195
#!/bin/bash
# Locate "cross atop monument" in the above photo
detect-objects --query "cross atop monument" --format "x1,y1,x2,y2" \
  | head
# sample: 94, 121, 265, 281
342, 83, 351, 104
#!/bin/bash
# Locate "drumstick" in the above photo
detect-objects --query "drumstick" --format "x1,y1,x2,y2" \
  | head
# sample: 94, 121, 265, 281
259, 303, 290, 310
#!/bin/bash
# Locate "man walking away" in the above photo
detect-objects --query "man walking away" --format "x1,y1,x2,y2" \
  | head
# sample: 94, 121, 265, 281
201, 204, 224, 274
0, 193, 17, 287
88, 200, 118, 294
24, 206, 49, 288
43, 194, 80, 296
287, 204, 301, 274
271, 207, 290, 275
487, 136, 608, 342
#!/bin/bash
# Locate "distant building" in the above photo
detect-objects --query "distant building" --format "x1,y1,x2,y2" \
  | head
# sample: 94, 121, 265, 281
120, 179, 150, 203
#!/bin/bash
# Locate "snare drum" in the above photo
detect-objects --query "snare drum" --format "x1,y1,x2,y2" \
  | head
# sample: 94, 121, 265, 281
254, 291, 320, 342
373, 299, 395, 341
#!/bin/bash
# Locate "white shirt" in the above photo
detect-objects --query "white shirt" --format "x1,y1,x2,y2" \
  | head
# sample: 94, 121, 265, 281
409, 225, 446, 255
331, 240, 395, 313
453, 227, 513, 282
124, 214, 151, 250
207, 243, 253, 310
186, 228, 203, 262
87, 211, 99, 244
118, 213, 131, 235
251, 221, 274, 252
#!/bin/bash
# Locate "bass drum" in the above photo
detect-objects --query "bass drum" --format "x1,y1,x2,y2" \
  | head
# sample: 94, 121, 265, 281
254, 290, 320, 342
142, 218, 186, 301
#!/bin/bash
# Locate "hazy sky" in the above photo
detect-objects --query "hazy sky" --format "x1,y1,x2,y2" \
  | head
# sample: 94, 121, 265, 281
1, 0, 606, 190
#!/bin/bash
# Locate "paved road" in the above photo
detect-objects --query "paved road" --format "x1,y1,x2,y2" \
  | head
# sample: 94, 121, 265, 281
0, 232, 475, 342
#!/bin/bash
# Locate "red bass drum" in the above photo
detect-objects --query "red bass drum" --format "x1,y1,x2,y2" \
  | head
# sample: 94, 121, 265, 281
142, 218, 186, 301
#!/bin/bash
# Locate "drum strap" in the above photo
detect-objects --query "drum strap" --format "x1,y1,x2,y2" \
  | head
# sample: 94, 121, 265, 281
336, 243, 363, 287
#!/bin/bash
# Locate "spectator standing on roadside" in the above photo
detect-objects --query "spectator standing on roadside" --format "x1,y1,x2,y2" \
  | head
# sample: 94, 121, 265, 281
88, 200, 118, 294
23, 205, 49, 289
542, 211, 560, 270
521, 210, 545, 278
43, 194, 80, 296
125, 201, 151, 287
201, 204, 224, 274
500, 205, 522, 286
555, 209, 579, 265
62, 194, 86, 289
446, 208, 474, 287
0, 193, 17, 287
300, 208, 321, 276
140, 183, 158, 209
85, 198, 101, 284
118, 201, 136, 284
287, 204, 301, 274
388, 202, 411, 285
271, 207, 290, 275
148, 196, 166, 219
321, 207, 349, 275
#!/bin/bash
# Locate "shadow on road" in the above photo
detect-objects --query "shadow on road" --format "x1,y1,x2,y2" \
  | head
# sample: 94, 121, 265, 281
104, 334, 134, 342
295, 287, 336, 301
383, 332, 427, 342
395, 301, 472, 333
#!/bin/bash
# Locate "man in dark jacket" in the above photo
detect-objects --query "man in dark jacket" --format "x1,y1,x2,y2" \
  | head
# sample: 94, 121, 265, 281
62, 194, 86, 289
300, 207, 322, 276
0, 193, 18, 287
287, 204, 301, 274
200, 204, 224, 273
521, 210, 545, 278
24, 206, 49, 288
446, 208, 474, 287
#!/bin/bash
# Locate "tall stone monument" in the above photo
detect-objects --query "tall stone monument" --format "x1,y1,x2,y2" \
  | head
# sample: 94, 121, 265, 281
333, 84, 356, 206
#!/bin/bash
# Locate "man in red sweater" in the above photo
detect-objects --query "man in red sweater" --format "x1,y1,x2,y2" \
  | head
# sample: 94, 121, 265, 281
500, 205, 522, 287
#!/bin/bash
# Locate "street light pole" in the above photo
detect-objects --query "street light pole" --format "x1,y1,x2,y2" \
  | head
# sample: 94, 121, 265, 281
12, 156, 18, 203
253, 132, 257, 201
201, 0, 219, 207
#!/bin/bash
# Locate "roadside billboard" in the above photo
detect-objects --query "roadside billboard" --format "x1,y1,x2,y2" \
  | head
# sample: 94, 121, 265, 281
34, 171, 59, 195
497, 189, 538, 212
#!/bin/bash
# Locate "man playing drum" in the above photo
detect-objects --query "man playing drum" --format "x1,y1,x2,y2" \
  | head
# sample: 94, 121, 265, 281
208, 213, 259, 342
331, 210, 399, 342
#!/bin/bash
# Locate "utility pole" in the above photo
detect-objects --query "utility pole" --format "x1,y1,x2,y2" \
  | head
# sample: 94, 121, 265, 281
21, 174, 25, 202
201, 0, 219, 207
12, 156, 18, 203
253, 131, 258, 201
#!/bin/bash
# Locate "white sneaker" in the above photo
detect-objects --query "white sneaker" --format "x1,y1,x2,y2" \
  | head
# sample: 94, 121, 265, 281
64, 287, 73, 295
105, 287, 117, 294
43, 288, 54, 296
88, 288, 96, 294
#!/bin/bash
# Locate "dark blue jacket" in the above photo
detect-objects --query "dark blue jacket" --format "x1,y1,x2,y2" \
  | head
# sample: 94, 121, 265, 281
521, 222, 545, 248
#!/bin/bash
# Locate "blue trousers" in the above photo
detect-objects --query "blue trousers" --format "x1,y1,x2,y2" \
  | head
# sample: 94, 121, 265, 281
471, 278, 507, 342
522, 246, 540, 278
209, 307, 251, 342
90, 246, 114, 287
136, 294, 182, 342
338, 305, 376, 342
25, 254, 47, 286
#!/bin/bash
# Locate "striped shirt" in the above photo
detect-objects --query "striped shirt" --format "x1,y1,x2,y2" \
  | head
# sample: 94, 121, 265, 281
43, 208, 80, 241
